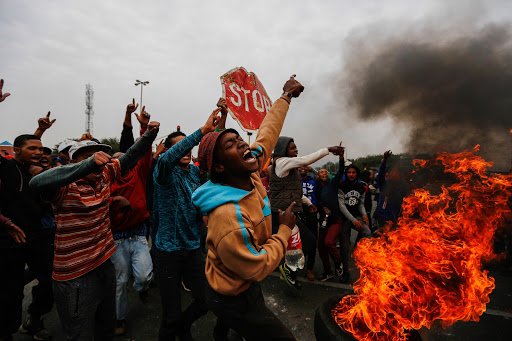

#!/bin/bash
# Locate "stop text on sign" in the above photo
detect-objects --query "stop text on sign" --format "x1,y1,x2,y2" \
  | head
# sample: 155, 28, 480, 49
227, 83, 272, 114
220, 67, 272, 132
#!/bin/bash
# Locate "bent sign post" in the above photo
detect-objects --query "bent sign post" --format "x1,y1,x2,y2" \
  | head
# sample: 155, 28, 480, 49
220, 67, 273, 134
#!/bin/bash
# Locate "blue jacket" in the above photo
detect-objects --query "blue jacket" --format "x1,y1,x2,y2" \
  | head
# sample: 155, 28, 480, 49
153, 129, 203, 252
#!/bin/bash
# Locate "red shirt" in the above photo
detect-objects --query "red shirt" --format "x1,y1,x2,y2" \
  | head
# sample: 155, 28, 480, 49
109, 150, 152, 233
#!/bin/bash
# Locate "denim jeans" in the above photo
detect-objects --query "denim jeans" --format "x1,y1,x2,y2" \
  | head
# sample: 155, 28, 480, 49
109, 235, 153, 321
53, 260, 116, 341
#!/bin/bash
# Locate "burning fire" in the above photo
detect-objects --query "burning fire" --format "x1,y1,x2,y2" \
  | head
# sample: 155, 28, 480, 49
332, 146, 512, 340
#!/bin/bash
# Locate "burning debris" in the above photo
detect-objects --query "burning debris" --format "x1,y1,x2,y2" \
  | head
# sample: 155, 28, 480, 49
332, 147, 512, 340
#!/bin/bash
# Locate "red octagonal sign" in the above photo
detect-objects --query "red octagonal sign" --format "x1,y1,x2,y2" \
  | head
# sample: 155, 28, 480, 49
221, 67, 273, 133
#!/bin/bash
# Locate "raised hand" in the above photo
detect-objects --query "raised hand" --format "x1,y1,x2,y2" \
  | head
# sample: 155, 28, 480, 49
148, 121, 160, 134
4, 220, 26, 243
94, 151, 112, 168
200, 107, 221, 135
134, 105, 150, 129
278, 201, 297, 230
0, 79, 11, 102
153, 140, 167, 159
327, 145, 344, 155
38, 111, 56, 131
338, 141, 345, 159
383, 150, 392, 162
217, 98, 228, 114
282, 75, 304, 98
126, 98, 139, 114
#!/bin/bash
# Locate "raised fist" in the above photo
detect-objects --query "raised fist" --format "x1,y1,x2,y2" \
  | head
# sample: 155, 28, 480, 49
283, 75, 304, 98
148, 121, 160, 134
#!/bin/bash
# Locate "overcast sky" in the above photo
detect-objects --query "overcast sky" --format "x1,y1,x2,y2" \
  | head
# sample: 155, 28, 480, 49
1, 0, 510, 166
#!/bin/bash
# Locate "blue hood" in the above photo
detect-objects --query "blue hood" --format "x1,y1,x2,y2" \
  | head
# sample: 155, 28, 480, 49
192, 180, 250, 214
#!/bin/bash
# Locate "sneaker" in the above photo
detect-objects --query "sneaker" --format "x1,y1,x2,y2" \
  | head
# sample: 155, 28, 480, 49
280, 274, 302, 290
278, 263, 302, 290
19, 315, 50, 341
319, 271, 334, 282
306, 269, 315, 281
115, 320, 126, 336
335, 264, 344, 277
340, 271, 351, 284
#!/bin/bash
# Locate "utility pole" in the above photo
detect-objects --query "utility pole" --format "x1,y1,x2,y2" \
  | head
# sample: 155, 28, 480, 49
135, 80, 149, 113
85, 84, 94, 134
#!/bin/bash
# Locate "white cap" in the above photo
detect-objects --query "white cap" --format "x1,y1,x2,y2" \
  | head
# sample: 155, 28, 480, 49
58, 140, 77, 153
69, 140, 111, 160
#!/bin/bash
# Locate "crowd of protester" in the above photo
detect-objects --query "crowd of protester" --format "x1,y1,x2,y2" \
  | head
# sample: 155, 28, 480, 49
0, 76, 413, 341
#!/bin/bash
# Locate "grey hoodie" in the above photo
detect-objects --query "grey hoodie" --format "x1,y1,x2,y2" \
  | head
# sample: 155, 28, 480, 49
273, 136, 294, 157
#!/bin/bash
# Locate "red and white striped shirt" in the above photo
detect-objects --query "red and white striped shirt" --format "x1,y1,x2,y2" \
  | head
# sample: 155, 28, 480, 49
51, 160, 120, 281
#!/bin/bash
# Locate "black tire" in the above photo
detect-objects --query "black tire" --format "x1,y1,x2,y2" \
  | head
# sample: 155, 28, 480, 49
314, 294, 356, 341
314, 294, 423, 341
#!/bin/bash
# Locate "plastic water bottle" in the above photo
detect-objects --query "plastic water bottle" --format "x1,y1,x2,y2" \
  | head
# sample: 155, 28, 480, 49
285, 225, 305, 271
321, 214, 329, 228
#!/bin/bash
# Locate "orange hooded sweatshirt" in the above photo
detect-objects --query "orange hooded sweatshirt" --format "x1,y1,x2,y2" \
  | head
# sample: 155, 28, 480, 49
192, 95, 293, 296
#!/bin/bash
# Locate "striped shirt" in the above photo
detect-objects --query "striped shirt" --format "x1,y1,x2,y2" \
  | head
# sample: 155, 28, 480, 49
51, 160, 120, 281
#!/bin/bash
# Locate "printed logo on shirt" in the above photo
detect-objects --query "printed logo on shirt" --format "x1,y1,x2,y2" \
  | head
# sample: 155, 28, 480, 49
345, 190, 361, 206
302, 182, 315, 201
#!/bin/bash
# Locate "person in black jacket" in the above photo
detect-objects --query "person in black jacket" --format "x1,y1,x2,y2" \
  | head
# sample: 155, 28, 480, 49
0, 134, 54, 341
337, 164, 372, 283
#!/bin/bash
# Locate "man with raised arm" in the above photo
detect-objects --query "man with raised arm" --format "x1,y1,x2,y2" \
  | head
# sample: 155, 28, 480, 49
192, 76, 304, 341
108, 101, 154, 335
270, 136, 342, 288
29, 121, 159, 340
152, 105, 223, 341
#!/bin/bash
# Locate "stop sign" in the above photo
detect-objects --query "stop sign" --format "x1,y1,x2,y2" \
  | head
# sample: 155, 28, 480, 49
220, 67, 273, 133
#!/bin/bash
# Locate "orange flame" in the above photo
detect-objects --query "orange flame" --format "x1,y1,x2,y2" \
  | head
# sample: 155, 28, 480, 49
332, 146, 512, 340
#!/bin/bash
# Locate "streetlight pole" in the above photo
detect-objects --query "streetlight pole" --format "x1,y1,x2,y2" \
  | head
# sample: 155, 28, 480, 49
134, 80, 149, 113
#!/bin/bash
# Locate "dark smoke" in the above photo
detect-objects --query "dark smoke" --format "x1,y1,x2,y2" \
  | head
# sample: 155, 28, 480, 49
342, 23, 512, 171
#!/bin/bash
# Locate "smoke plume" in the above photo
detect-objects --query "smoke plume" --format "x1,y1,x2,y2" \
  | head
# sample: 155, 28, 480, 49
341, 21, 512, 171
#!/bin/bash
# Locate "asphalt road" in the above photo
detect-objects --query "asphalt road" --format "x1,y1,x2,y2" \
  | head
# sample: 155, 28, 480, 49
15, 248, 512, 341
